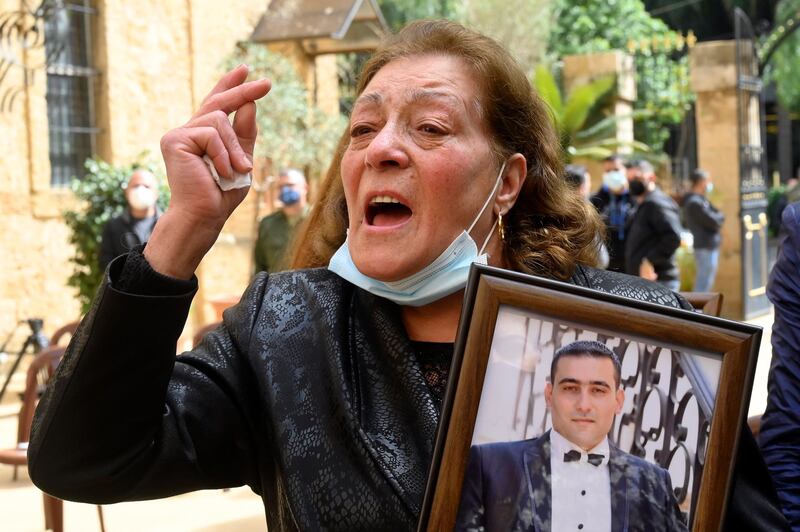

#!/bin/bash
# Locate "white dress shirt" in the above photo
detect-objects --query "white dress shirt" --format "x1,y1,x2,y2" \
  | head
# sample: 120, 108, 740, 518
549, 429, 612, 532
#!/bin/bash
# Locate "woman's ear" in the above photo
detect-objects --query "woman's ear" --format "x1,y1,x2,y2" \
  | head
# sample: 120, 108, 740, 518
495, 153, 527, 216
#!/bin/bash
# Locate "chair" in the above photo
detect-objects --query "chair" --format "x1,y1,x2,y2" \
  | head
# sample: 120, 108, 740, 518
208, 295, 240, 322
192, 320, 223, 349
49, 321, 80, 347
679, 291, 724, 317
0, 345, 105, 532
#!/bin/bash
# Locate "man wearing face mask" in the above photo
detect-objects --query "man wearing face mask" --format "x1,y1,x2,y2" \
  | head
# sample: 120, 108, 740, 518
590, 154, 634, 272
99, 169, 161, 270
254, 168, 309, 273
682, 169, 725, 292
624, 160, 683, 290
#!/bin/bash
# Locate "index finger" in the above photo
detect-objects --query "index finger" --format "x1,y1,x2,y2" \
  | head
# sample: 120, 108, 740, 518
200, 64, 250, 107
195, 79, 271, 118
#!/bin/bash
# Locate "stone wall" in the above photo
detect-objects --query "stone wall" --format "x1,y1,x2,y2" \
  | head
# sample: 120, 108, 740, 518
0, 0, 283, 342
0, 0, 78, 339
690, 41, 744, 319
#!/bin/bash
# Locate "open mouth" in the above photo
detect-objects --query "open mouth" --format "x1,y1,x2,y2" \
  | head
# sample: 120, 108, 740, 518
365, 195, 413, 227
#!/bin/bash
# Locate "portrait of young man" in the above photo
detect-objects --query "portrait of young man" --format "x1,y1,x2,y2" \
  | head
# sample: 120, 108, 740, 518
455, 340, 688, 532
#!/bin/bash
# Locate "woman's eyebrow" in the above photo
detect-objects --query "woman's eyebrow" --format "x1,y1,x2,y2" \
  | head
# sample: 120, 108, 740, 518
407, 88, 462, 108
352, 92, 382, 109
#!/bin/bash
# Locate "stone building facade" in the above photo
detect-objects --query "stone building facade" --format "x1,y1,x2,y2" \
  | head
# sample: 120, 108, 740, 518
0, 0, 308, 341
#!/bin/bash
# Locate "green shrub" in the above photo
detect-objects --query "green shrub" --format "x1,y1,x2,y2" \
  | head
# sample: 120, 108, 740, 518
63, 157, 168, 314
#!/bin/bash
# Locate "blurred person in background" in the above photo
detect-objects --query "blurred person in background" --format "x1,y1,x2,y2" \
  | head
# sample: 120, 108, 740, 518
99, 169, 160, 270
254, 168, 309, 273
564, 163, 592, 201
624, 160, 682, 291
566, 164, 608, 268
682, 168, 725, 292
591, 154, 633, 273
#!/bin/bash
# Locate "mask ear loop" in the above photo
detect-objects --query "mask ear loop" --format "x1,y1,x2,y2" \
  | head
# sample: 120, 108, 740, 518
478, 218, 499, 254
469, 161, 507, 255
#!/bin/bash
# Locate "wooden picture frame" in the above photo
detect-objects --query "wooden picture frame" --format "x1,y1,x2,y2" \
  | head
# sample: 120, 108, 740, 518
418, 266, 759, 532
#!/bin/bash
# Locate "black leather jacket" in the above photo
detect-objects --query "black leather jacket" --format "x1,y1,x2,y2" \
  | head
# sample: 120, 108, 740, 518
28, 254, 786, 531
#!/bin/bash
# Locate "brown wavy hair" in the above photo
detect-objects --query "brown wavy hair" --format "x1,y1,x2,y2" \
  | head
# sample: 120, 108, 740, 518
290, 20, 602, 279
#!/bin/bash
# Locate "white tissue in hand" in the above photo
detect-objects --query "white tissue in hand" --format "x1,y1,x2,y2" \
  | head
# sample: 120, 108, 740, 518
202, 155, 252, 191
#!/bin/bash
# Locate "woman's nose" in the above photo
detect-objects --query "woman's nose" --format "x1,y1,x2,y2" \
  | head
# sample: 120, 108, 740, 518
364, 123, 410, 170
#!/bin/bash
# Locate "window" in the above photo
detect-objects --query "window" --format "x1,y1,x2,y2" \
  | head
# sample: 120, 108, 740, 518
44, 1, 98, 187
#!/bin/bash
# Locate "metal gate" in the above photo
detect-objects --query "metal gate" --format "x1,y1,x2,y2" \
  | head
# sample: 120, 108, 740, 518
734, 8, 770, 319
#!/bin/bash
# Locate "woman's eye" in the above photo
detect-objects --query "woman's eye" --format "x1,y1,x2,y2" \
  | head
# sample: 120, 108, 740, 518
419, 124, 444, 135
350, 125, 374, 137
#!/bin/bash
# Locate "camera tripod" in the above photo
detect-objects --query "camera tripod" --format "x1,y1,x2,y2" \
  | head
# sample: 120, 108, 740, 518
0, 318, 49, 404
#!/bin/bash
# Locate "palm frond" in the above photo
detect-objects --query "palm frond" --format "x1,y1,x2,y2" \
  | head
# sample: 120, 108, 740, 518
533, 65, 563, 126
561, 75, 616, 135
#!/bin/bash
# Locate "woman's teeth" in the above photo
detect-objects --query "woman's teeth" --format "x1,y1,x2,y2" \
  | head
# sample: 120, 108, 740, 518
371, 195, 400, 204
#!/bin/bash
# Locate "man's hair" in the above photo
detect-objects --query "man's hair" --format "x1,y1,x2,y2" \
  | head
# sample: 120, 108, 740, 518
123, 168, 157, 189
603, 154, 623, 164
626, 159, 654, 175
279, 167, 306, 183
550, 340, 621, 388
288, 20, 605, 276
564, 164, 588, 189
689, 168, 709, 186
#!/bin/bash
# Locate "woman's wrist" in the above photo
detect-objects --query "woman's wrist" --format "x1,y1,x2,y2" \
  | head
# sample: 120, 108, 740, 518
143, 210, 222, 279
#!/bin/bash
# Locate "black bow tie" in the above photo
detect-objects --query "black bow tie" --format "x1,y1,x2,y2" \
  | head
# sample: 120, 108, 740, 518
563, 449, 605, 466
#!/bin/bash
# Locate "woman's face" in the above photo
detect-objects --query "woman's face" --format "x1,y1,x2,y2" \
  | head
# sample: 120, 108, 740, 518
341, 54, 500, 282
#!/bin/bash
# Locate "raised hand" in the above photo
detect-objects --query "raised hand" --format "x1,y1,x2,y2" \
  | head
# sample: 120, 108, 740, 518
145, 65, 271, 279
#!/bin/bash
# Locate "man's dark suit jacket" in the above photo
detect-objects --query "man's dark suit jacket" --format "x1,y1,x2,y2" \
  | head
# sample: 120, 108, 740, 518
455, 431, 688, 532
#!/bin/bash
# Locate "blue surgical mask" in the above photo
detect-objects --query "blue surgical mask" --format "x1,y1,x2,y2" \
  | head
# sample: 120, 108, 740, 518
279, 186, 301, 206
328, 162, 506, 306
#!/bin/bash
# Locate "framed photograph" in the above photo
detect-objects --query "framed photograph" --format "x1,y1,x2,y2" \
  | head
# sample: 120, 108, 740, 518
418, 265, 759, 532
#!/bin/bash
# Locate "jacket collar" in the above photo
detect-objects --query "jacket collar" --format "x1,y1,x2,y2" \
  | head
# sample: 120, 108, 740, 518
347, 288, 438, 516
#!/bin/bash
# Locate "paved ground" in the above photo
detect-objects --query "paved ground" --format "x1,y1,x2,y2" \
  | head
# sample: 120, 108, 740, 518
0, 306, 777, 531
0, 381, 266, 531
